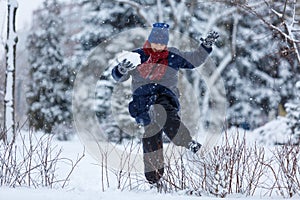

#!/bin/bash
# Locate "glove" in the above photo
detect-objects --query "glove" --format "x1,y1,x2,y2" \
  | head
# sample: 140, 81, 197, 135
117, 59, 136, 74
200, 31, 219, 48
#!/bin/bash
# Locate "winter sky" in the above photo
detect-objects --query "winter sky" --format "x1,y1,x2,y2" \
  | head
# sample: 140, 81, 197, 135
0, 0, 53, 30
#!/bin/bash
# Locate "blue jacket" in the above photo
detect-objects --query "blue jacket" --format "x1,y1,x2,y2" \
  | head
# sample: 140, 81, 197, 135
112, 44, 211, 125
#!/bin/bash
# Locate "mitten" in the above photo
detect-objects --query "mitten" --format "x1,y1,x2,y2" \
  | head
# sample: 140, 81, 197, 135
200, 31, 219, 48
117, 59, 136, 74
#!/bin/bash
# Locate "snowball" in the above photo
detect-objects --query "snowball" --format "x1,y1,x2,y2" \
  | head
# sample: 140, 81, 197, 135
115, 51, 141, 67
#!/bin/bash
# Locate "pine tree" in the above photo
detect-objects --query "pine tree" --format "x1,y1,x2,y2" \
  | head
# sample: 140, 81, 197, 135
221, 9, 281, 128
75, 0, 143, 53
109, 78, 135, 143
27, 0, 71, 133
285, 81, 300, 144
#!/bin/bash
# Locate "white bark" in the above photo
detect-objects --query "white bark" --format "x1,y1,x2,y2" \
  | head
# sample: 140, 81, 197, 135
4, 0, 18, 144
289, 0, 300, 65
240, 2, 300, 43
266, 1, 300, 65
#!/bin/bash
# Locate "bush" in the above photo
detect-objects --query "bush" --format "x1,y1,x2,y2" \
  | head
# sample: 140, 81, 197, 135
0, 128, 84, 188
95, 131, 300, 198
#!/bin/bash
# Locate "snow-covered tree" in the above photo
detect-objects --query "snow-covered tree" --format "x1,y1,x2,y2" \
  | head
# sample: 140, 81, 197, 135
285, 81, 300, 144
27, 0, 71, 133
95, 70, 121, 142
194, 1, 300, 129
220, 3, 281, 128
75, 0, 143, 53
223, 1, 300, 129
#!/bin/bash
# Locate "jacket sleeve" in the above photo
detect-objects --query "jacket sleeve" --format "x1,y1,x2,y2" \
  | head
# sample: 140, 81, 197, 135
170, 44, 212, 69
111, 65, 130, 82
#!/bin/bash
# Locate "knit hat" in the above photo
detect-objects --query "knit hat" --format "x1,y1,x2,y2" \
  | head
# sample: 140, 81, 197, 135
148, 23, 169, 45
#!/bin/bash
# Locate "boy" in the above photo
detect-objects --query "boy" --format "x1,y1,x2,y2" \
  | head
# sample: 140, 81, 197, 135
112, 22, 218, 185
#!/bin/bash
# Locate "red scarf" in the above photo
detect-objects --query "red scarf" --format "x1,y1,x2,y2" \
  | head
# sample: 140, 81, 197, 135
137, 40, 169, 80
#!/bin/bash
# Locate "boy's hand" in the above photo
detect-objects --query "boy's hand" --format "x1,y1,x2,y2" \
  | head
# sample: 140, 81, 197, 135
118, 59, 136, 74
200, 31, 219, 48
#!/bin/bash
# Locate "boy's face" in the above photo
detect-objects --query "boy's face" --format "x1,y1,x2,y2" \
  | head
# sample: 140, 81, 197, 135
150, 43, 167, 52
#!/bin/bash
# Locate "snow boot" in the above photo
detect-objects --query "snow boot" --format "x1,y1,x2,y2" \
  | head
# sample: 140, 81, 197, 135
188, 140, 202, 153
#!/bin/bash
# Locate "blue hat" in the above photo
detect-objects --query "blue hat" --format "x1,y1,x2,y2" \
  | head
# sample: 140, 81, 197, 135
148, 23, 169, 45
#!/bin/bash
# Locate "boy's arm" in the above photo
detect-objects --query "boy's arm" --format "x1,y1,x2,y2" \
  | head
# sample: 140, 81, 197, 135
176, 44, 212, 69
173, 31, 219, 69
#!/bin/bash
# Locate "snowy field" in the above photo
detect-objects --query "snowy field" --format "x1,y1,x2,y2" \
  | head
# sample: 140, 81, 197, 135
1, 122, 297, 200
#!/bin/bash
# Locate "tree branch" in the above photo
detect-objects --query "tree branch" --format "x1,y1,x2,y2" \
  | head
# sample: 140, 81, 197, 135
237, 3, 300, 44
115, 0, 153, 26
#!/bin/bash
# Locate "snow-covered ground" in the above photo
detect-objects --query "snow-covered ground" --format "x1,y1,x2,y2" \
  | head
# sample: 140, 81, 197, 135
0, 124, 295, 200
0, 187, 287, 200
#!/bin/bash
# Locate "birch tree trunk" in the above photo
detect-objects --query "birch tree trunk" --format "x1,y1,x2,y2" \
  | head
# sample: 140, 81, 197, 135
4, 0, 18, 143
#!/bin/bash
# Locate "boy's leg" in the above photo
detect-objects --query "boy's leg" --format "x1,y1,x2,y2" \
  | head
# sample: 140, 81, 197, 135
155, 96, 193, 148
142, 123, 164, 184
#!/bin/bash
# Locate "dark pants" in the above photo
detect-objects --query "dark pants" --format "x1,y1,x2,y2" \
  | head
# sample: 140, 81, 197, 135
142, 95, 192, 184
